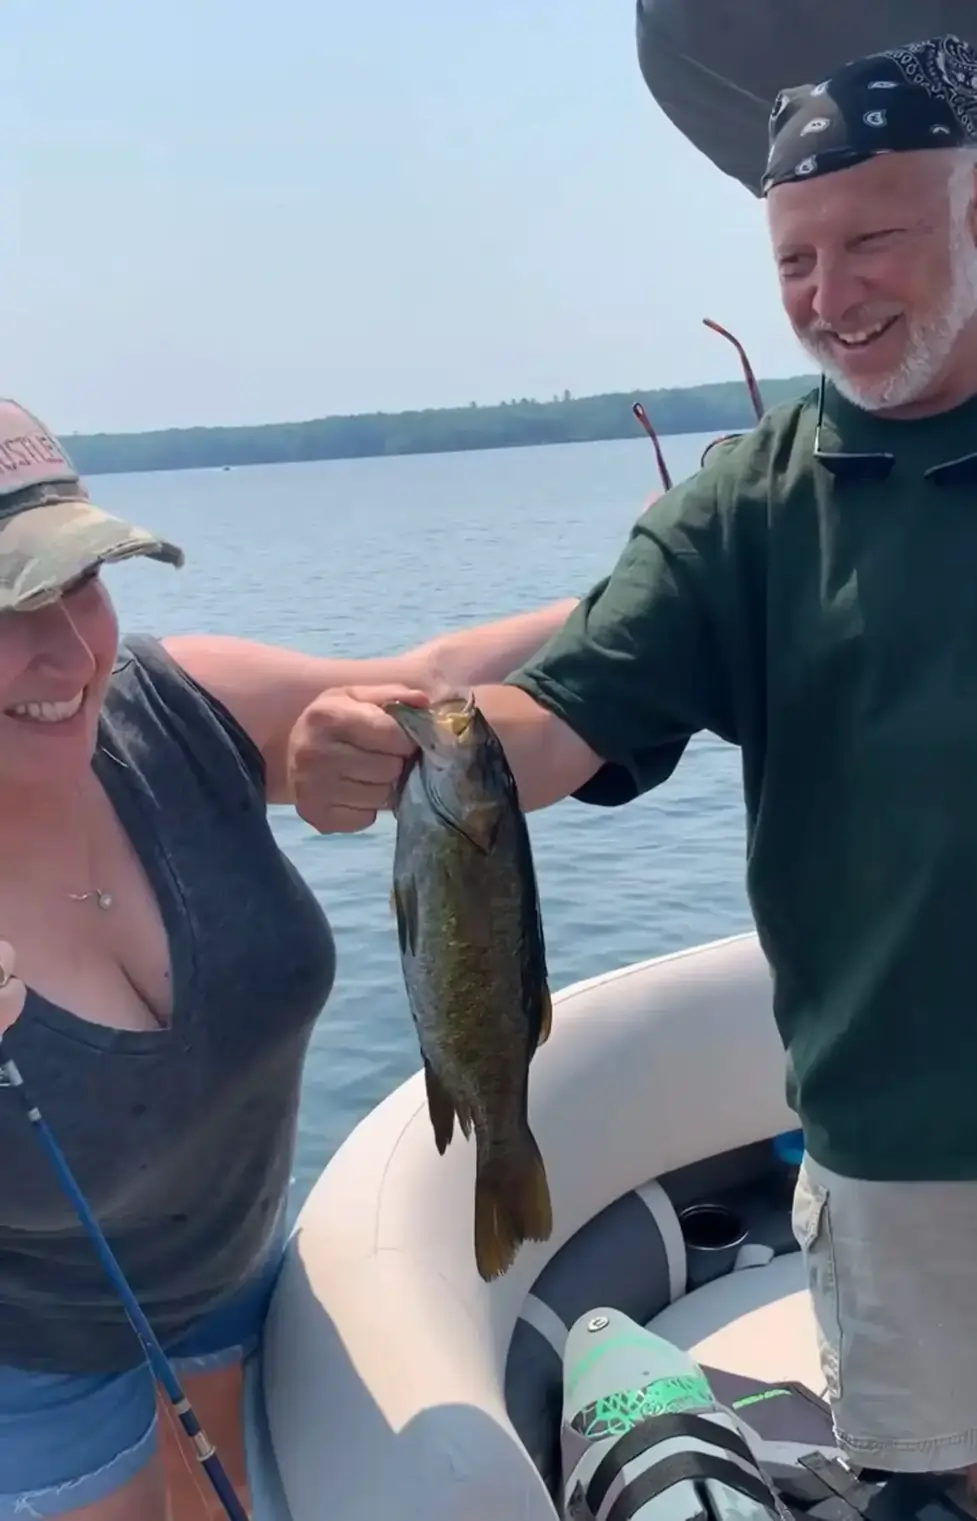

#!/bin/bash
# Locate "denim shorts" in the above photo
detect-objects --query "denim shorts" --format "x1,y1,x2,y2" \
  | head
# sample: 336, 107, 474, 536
0, 1236, 285, 1518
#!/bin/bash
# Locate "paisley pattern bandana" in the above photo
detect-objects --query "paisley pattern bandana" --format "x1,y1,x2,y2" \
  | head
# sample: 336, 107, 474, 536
761, 34, 977, 195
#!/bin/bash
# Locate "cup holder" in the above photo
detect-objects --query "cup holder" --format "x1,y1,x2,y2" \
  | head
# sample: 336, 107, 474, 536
679, 1202, 748, 1289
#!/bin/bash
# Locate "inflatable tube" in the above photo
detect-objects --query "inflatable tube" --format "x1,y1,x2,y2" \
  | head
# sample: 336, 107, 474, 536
250, 933, 822, 1520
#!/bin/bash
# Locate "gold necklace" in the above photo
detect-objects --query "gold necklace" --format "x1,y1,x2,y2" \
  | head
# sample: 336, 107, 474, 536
67, 779, 114, 911
67, 889, 114, 911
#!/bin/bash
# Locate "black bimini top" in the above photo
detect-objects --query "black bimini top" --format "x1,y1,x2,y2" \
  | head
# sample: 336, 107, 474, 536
635, 0, 977, 195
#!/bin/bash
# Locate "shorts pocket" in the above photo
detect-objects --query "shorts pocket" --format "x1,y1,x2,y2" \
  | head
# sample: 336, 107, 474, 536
792, 1164, 843, 1401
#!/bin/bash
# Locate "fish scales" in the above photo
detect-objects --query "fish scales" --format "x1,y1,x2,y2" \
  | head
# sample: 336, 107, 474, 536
386, 694, 554, 1281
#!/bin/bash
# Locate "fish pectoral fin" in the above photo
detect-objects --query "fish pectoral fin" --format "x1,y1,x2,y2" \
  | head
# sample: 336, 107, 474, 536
423, 1058, 456, 1155
537, 984, 553, 1047
392, 877, 420, 957
458, 802, 501, 856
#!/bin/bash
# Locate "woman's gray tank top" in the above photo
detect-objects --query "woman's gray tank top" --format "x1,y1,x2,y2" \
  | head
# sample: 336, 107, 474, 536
0, 635, 336, 1374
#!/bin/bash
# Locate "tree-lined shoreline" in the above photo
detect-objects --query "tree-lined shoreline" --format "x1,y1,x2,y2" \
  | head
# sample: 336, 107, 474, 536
64, 373, 816, 478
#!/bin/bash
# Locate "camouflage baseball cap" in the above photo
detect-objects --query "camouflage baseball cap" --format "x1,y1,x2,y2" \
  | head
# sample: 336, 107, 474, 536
0, 399, 184, 613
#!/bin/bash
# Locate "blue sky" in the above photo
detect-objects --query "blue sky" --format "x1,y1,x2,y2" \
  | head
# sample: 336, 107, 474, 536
3, 0, 803, 433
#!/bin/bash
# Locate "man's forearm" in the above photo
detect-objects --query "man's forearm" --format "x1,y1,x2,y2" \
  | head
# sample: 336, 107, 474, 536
420, 599, 578, 694
470, 682, 602, 811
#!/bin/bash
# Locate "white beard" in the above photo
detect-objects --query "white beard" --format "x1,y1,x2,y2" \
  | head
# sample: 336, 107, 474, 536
797, 223, 977, 412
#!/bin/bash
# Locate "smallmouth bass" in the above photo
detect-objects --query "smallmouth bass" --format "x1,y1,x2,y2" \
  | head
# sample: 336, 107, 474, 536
386, 693, 554, 1282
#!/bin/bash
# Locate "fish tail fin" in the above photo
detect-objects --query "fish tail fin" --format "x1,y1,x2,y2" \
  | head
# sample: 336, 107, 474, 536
472, 1123, 553, 1282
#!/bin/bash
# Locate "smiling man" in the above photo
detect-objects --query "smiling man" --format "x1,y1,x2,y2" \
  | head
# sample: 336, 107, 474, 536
490, 33, 977, 1496
764, 36, 977, 419
294, 32, 977, 1507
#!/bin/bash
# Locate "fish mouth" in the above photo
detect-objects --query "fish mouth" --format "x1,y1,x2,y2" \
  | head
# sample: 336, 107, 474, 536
384, 700, 437, 746
440, 692, 476, 738
386, 694, 475, 747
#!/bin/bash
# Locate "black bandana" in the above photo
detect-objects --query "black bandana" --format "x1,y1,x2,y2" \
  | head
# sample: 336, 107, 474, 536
761, 34, 977, 196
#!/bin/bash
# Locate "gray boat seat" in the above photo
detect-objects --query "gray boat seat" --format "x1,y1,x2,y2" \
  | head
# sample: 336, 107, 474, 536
647, 1252, 826, 1398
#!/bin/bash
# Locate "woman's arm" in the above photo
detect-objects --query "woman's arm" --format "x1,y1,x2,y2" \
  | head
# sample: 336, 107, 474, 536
162, 598, 576, 803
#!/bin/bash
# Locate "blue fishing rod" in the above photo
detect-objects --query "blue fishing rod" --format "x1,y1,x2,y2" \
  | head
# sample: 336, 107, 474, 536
0, 1039, 249, 1521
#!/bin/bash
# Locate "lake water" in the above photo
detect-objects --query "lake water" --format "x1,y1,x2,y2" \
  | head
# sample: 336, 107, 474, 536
97, 429, 751, 1209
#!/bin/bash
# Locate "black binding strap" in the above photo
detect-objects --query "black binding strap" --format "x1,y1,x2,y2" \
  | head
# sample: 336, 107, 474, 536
586, 1411, 767, 1517
604, 1450, 779, 1521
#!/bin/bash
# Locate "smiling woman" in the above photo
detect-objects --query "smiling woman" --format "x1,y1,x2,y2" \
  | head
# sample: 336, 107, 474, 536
0, 398, 578, 1521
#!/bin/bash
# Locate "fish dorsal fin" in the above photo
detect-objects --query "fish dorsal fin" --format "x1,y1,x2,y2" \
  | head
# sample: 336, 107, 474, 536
507, 787, 552, 1048
392, 877, 419, 956
538, 984, 553, 1047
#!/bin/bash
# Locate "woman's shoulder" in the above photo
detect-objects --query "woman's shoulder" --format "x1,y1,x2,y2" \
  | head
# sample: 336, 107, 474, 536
103, 633, 267, 800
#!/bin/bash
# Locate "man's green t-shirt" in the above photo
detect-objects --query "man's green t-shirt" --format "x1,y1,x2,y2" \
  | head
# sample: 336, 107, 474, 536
508, 382, 977, 1182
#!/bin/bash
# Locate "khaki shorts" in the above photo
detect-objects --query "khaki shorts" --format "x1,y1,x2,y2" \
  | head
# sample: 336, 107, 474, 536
793, 1153, 977, 1474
